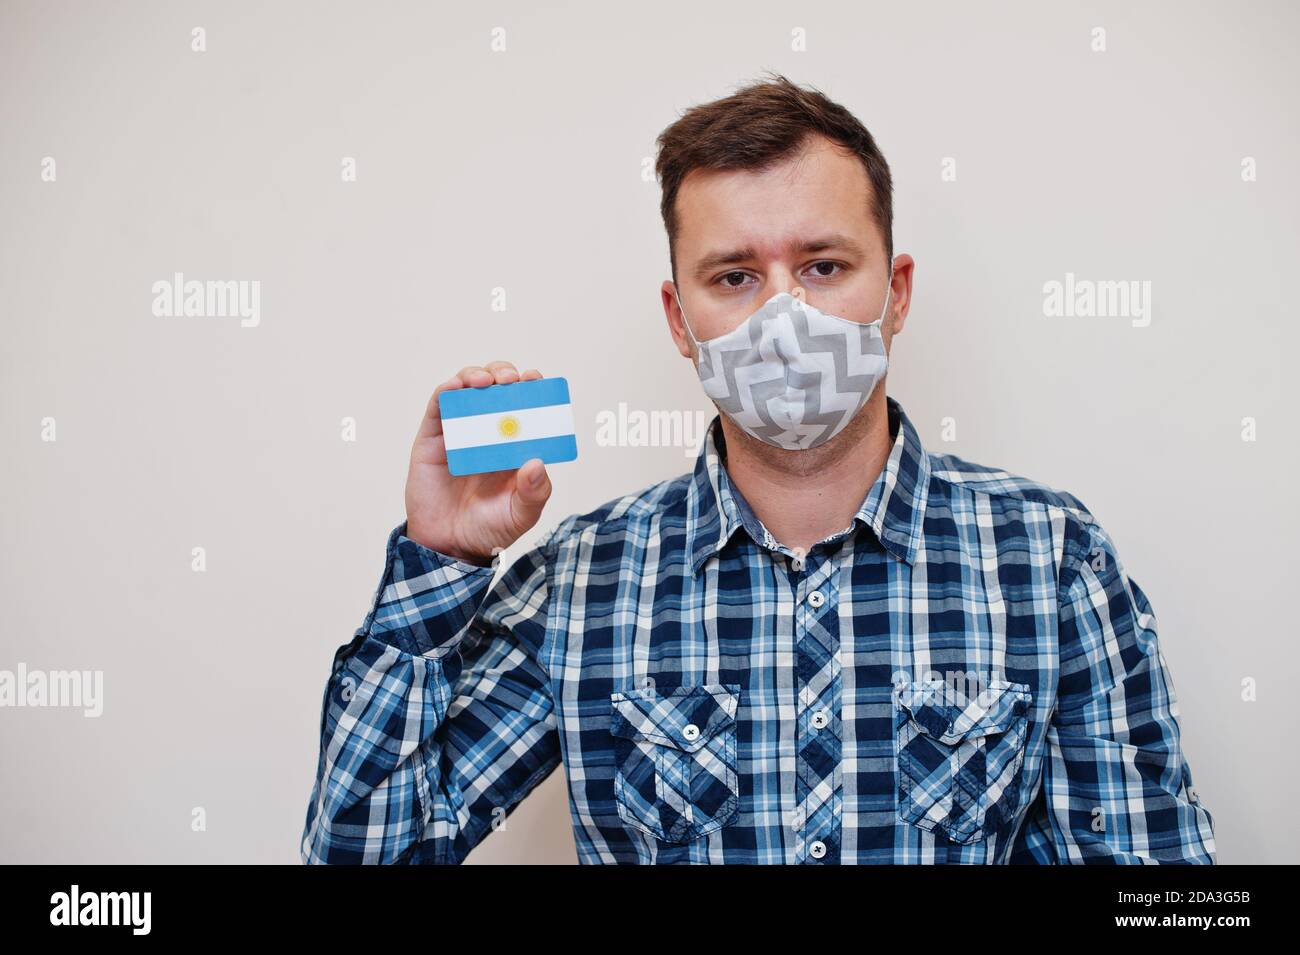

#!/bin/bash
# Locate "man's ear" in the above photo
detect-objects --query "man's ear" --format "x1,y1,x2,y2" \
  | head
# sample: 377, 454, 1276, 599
662, 279, 695, 359
887, 254, 915, 337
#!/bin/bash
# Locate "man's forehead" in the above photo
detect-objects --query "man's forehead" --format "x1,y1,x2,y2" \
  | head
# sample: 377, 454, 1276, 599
679, 151, 867, 211
675, 143, 875, 264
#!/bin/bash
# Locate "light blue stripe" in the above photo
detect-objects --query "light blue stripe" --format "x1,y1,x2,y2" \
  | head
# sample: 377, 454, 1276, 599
439, 377, 571, 419
445, 434, 578, 476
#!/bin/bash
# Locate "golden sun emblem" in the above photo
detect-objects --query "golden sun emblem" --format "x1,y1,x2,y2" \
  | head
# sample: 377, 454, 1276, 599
498, 415, 521, 438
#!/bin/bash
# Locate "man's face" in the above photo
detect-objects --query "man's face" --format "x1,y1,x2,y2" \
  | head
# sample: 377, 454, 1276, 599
663, 133, 908, 363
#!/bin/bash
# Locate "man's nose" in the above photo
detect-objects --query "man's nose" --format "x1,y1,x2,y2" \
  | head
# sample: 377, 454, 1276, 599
763, 265, 805, 302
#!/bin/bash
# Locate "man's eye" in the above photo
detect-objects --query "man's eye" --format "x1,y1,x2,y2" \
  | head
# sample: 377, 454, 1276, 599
721, 271, 749, 288
808, 261, 841, 277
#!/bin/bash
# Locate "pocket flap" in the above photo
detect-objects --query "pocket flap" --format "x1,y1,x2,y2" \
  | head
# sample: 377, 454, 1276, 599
895, 679, 1031, 745
610, 683, 740, 753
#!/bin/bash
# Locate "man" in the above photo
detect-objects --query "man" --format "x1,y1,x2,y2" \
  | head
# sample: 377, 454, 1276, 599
300, 74, 1216, 864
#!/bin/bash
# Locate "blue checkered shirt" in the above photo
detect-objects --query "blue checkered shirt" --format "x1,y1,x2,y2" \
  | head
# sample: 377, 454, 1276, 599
301, 395, 1216, 864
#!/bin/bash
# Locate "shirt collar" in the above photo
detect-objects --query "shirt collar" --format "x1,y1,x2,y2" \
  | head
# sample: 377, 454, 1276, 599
686, 395, 930, 574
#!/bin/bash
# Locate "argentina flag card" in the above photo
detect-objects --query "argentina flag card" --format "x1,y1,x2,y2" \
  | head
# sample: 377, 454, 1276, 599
438, 377, 578, 476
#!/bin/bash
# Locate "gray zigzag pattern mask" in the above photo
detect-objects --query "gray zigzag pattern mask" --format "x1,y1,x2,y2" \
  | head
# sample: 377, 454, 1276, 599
676, 282, 891, 451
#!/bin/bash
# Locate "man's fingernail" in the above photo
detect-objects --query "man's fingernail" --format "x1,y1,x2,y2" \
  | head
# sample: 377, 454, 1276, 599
529, 467, 543, 485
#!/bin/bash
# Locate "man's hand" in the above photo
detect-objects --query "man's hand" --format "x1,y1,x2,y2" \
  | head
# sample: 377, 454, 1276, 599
404, 361, 553, 565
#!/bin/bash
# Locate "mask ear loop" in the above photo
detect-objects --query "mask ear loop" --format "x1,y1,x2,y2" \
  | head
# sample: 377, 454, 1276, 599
875, 265, 895, 326
673, 284, 702, 349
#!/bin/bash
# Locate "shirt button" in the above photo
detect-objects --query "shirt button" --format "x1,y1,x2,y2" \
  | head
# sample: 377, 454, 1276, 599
809, 840, 826, 859
807, 590, 825, 608
811, 709, 829, 729
682, 723, 700, 742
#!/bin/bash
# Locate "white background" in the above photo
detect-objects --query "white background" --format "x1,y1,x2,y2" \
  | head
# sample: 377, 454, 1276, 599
1, 0, 1295, 863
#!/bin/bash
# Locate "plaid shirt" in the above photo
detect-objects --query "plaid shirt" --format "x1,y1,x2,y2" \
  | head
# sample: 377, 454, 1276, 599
301, 395, 1216, 864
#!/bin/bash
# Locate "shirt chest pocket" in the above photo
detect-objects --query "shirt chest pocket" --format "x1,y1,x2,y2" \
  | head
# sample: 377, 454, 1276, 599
894, 679, 1033, 845
609, 683, 742, 844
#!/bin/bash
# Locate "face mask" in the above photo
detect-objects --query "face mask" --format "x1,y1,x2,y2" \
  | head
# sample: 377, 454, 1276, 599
675, 273, 892, 450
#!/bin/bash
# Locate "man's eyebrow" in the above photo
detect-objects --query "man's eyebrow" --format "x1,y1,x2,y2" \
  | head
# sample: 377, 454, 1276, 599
692, 233, 867, 280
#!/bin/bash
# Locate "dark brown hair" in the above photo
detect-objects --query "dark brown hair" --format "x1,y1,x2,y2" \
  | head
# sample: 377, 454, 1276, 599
655, 71, 893, 284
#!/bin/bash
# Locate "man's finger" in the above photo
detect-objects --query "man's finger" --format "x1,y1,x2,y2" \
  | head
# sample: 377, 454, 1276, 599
456, 365, 494, 388
485, 360, 520, 385
416, 377, 464, 440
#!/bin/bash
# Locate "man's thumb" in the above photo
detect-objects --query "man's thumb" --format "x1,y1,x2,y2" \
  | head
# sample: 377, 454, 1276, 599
512, 458, 551, 523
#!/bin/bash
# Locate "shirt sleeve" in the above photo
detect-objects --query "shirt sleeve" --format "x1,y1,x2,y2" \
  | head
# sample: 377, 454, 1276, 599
299, 521, 563, 864
1010, 516, 1217, 864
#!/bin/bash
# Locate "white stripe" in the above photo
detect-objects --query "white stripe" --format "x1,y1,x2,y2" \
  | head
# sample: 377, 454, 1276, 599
440, 402, 575, 450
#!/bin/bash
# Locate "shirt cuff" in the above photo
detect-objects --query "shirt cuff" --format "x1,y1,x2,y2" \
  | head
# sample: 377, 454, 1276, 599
364, 521, 499, 657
